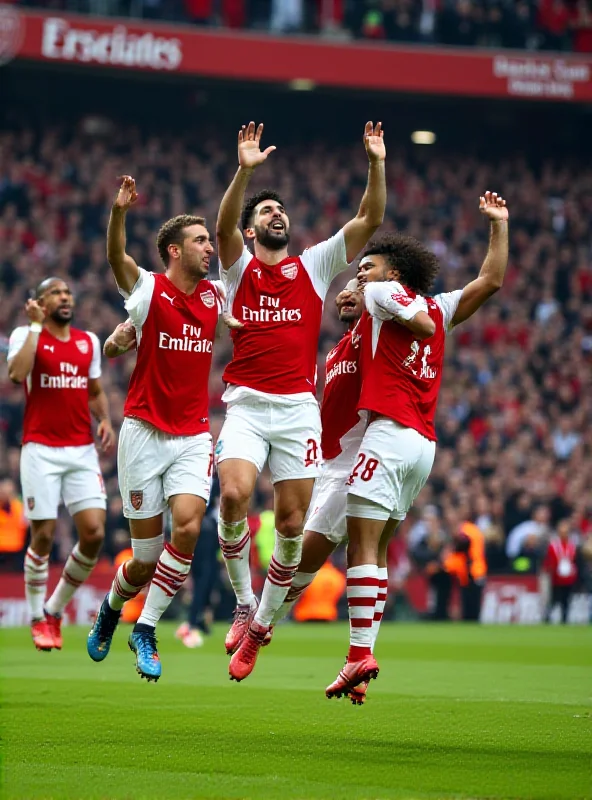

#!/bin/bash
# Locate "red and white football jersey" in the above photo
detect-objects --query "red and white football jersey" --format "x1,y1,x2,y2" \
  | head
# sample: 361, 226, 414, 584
221, 231, 350, 397
321, 311, 371, 461
359, 281, 462, 442
122, 269, 223, 436
8, 326, 101, 447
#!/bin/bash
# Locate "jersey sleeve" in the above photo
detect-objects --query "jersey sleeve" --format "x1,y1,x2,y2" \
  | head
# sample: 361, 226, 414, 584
219, 247, 251, 313
123, 268, 156, 328
88, 332, 102, 379
364, 282, 428, 322
7, 326, 30, 361
300, 230, 351, 298
434, 290, 463, 332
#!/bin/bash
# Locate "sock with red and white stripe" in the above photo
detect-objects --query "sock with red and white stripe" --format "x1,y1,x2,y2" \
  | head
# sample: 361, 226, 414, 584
218, 517, 254, 606
272, 571, 317, 624
255, 531, 303, 627
45, 544, 98, 617
108, 561, 146, 611
346, 564, 379, 662
371, 568, 388, 653
24, 547, 49, 621
136, 543, 192, 628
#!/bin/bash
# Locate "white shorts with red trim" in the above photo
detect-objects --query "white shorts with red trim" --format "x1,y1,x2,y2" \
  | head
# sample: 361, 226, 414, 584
118, 417, 213, 519
346, 418, 435, 520
215, 395, 321, 483
20, 442, 106, 521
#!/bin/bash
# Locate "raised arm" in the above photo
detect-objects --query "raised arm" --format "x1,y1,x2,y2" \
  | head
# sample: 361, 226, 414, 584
451, 192, 509, 327
88, 378, 115, 453
107, 175, 140, 295
7, 300, 45, 383
216, 122, 276, 271
342, 122, 387, 264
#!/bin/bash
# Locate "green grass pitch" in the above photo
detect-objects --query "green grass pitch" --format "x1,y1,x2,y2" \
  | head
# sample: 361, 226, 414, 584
1, 622, 590, 800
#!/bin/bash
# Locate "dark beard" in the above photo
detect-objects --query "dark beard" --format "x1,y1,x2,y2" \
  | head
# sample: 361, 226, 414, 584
255, 224, 290, 251
49, 308, 72, 326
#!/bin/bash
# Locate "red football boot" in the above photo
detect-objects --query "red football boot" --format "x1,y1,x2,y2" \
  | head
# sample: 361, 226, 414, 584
225, 599, 258, 655
325, 655, 379, 699
31, 619, 55, 652
45, 612, 63, 650
228, 621, 270, 682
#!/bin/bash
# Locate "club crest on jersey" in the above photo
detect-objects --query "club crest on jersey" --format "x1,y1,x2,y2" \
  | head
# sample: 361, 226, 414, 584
27, 497, 35, 511
200, 290, 215, 309
281, 263, 298, 281
130, 491, 143, 511
76, 339, 89, 354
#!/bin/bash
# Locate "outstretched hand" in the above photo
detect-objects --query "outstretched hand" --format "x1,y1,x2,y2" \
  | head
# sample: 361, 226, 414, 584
479, 191, 508, 222
238, 122, 276, 170
364, 121, 386, 163
25, 299, 45, 324
114, 175, 138, 210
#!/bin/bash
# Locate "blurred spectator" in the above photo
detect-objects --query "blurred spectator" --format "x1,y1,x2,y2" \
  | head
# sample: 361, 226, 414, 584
0, 476, 27, 567
570, 0, 592, 52
537, 0, 571, 50
410, 508, 452, 620
542, 517, 579, 622
443, 509, 487, 621
270, 0, 303, 33
293, 560, 346, 621
506, 505, 552, 566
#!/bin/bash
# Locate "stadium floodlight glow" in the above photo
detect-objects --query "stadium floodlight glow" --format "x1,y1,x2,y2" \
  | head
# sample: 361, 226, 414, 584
411, 130, 436, 145
289, 79, 316, 91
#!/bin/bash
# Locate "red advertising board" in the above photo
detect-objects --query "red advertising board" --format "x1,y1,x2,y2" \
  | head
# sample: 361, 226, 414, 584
1, 5, 592, 102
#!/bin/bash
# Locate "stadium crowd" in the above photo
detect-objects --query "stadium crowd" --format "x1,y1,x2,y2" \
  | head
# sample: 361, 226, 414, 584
1, 115, 591, 616
13, 0, 592, 52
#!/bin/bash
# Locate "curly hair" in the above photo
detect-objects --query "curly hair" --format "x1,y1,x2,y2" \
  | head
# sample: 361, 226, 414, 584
156, 214, 206, 266
241, 190, 285, 231
363, 233, 440, 295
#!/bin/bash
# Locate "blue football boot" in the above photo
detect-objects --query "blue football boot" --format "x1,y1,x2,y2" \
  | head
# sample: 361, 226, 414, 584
128, 625, 161, 682
87, 595, 121, 662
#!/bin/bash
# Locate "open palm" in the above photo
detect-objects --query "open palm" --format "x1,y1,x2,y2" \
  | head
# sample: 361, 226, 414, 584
364, 121, 386, 163
479, 191, 508, 221
238, 121, 276, 169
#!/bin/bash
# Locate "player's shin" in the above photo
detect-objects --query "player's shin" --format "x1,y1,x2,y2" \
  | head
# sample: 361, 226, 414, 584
135, 543, 192, 628
45, 544, 98, 616
24, 547, 49, 621
255, 531, 303, 627
218, 517, 254, 606
272, 571, 317, 624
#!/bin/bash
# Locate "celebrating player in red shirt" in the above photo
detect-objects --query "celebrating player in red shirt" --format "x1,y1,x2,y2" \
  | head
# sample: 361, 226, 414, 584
326, 191, 510, 699
8, 279, 115, 652
215, 120, 387, 681
87, 176, 223, 682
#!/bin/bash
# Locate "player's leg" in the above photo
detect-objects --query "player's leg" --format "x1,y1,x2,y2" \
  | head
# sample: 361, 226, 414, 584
373, 518, 399, 651
216, 401, 268, 653
20, 443, 62, 650
45, 446, 108, 646
229, 400, 320, 680
129, 432, 212, 680
88, 420, 166, 665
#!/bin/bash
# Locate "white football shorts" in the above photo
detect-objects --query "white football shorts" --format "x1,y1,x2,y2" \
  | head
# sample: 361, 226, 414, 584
215, 395, 321, 483
118, 417, 213, 519
347, 418, 436, 520
20, 442, 107, 521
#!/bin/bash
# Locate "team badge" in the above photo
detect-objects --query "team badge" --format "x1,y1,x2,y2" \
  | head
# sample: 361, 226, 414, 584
27, 497, 35, 511
281, 263, 298, 280
76, 339, 89, 354
130, 490, 143, 510
200, 290, 215, 308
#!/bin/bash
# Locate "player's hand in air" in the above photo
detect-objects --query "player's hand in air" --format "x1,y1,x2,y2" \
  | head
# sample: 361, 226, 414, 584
25, 299, 45, 325
479, 191, 508, 222
364, 121, 386, 163
238, 122, 276, 170
114, 175, 138, 210
97, 419, 116, 454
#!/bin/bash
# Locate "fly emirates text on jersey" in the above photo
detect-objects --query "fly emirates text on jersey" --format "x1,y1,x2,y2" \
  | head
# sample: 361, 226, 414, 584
241, 294, 302, 323
158, 324, 213, 353
40, 361, 88, 389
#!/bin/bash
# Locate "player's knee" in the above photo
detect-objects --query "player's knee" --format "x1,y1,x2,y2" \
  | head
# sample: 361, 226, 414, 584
220, 484, 250, 517
79, 521, 105, 548
31, 524, 55, 551
275, 508, 305, 538
172, 518, 200, 553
